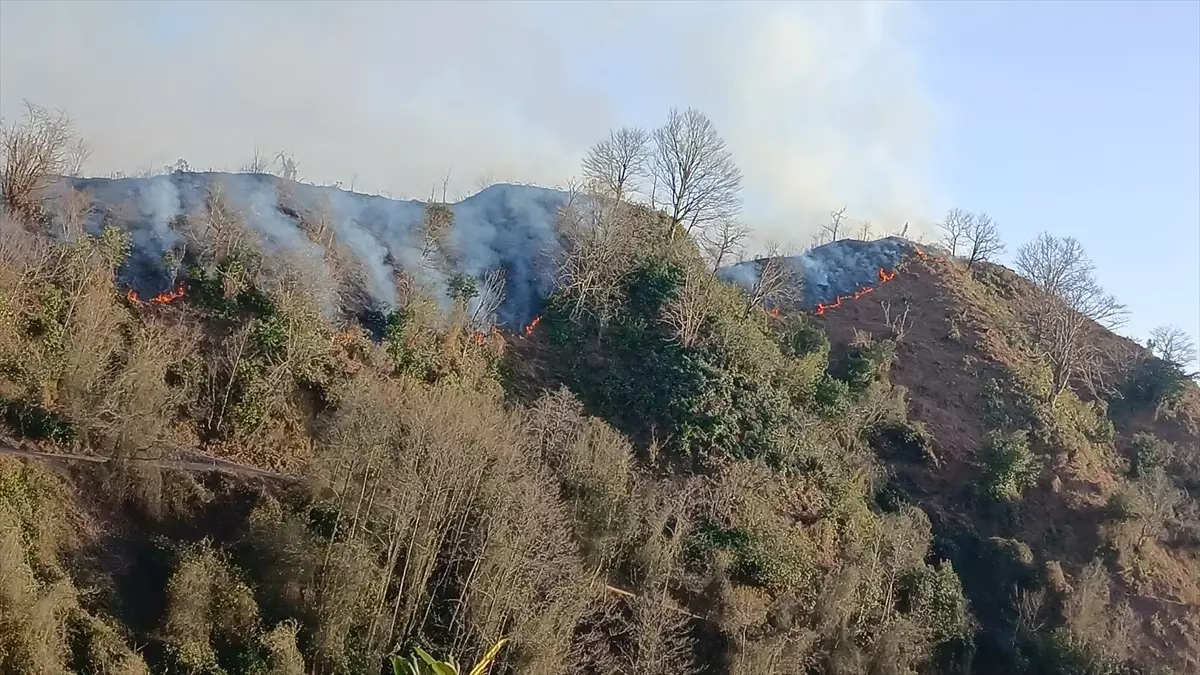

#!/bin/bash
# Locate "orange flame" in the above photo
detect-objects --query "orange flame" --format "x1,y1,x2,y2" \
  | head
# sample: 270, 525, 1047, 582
915, 247, 926, 258
814, 267, 895, 316
523, 316, 542, 337
126, 284, 185, 306
768, 307, 782, 317
472, 332, 486, 345
150, 284, 185, 304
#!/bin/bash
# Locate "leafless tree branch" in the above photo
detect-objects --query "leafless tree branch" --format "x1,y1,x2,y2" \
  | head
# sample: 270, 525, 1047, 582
583, 127, 651, 202
937, 208, 972, 257
701, 217, 748, 273
1, 100, 90, 219
1148, 325, 1197, 370
651, 107, 742, 236
964, 211, 1005, 268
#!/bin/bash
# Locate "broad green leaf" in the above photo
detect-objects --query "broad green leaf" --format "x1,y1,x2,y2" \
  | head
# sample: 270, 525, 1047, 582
468, 638, 509, 675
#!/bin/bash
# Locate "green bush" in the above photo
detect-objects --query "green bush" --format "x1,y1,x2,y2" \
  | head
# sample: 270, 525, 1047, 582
383, 308, 441, 381
779, 317, 829, 360
540, 294, 576, 345
691, 521, 809, 589
900, 561, 970, 644
549, 257, 813, 463
447, 273, 477, 306
1104, 491, 1138, 523
982, 430, 1041, 502
622, 260, 683, 320
814, 376, 851, 416
1028, 629, 1127, 675
869, 419, 931, 463
249, 314, 288, 362
1129, 432, 1171, 478
1119, 354, 1193, 418
0, 398, 75, 443
837, 339, 897, 393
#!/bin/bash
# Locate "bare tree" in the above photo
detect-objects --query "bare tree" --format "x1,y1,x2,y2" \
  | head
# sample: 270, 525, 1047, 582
818, 206, 848, 245
1148, 325, 1197, 369
937, 208, 972, 256
474, 170, 495, 194
1015, 233, 1128, 403
1015, 233, 1090, 299
651, 107, 742, 236
554, 192, 648, 324
1033, 303, 1109, 404
1015, 233, 1127, 329
275, 151, 299, 181
418, 202, 454, 266
468, 268, 507, 331
742, 242, 801, 317
701, 217, 748, 272
661, 269, 712, 348
963, 211, 1005, 269
1125, 469, 1184, 554
881, 300, 913, 341
1, 101, 90, 218
243, 146, 270, 174
583, 127, 650, 201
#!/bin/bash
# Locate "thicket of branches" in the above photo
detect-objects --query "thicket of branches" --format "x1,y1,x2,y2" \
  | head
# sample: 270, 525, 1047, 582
1, 101, 90, 220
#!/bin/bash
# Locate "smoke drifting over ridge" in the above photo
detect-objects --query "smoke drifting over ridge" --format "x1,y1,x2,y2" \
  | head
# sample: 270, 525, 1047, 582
59, 170, 929, 333
0, 1, 945, 244
59, 173, 569, 328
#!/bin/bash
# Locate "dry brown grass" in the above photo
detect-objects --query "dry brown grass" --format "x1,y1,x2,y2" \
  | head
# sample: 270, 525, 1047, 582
0, 510, 77, 674
162, 540, 262, 672
527, 387, 637, 570
306, 373, 595, 672
70, 613, 151, 675
0, 457, 149, 675
260, 620, 306, 675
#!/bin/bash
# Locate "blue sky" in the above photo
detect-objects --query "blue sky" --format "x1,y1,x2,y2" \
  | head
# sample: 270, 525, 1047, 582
921, 0, 1199, 354
1, 0, 1196, 356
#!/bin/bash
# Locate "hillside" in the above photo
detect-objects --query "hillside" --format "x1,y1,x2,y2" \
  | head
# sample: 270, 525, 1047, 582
809, 254, 1200, 667
1, 174, 1198, 675
55, 173, 571, 329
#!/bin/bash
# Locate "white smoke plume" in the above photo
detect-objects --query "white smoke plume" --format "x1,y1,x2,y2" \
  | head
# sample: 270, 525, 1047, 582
0, 1, 945, 246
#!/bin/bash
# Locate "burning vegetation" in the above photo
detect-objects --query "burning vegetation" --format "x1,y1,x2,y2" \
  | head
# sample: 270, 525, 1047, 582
523, 315, 541, 337
126, 283, 186, 306
814, 265, 899, 316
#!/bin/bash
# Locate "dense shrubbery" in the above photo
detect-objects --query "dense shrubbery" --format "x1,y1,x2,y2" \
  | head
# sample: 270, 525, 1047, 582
0, 198, 991, 675
1118, 352, 1194, 419
982, 430, 1041, 502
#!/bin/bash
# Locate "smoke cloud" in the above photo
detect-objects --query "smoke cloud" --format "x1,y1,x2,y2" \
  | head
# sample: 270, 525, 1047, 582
0, 1, 945, 246
58, 173, 570, 328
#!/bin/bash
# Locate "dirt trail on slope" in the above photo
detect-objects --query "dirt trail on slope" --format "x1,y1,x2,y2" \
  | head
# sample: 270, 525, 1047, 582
0, 442, 292, 480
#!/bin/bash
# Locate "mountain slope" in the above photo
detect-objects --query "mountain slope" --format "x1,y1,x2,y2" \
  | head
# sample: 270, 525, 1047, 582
58, 172, 569, 327
811, 253, 1200, 667
2, 181, 1197, 674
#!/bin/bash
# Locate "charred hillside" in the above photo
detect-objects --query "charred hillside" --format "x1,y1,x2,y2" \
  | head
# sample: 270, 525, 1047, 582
2, 177, 1198, 674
